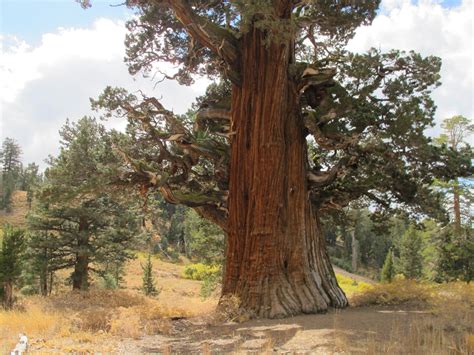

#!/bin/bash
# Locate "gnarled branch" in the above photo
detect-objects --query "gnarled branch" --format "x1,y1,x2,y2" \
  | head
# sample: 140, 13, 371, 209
162, 0, 240, 84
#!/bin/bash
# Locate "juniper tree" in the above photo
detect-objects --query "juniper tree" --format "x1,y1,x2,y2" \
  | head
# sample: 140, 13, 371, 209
28, 117, 140, 290
84, 1, 473, 317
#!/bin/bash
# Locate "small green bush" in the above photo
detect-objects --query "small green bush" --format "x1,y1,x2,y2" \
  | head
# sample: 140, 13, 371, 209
100, 273, 119, 290
183, 263, 221, 281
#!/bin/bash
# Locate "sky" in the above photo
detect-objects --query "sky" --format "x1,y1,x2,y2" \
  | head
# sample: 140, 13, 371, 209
0, 0, 473, 168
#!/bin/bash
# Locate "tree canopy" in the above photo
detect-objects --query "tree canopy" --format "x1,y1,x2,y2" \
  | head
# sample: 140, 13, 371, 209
89, 1, 472, 227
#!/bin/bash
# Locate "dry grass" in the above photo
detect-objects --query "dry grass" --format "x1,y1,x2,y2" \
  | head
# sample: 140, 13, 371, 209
0, 255, 218, 352
0, 190, 29, 228
354, 280, 474, 354
123, 253, 218, 316
350, 279, 433, 307
0, 289, 189, 352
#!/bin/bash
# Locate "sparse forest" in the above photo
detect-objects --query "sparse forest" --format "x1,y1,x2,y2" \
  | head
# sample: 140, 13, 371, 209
0, 0, 473, 353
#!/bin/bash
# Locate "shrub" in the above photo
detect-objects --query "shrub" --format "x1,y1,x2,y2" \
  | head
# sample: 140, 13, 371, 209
350, 279, 433, 307
99, 273, 119, 290
182, 263, 221, 281
335, 274, 372, 296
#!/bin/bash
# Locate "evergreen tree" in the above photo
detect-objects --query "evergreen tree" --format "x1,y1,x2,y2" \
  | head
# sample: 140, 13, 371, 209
183, 209, 225, 265
399, 226, 423, 279
436, 115, 473, 232
0, 137, 22, 211
436, 225, 473, 282
0, 226, 24, 308
28, 117, 140, 290
85, 0, 473, 317
19, 163, 41, 208
381, 249, 395, 283
141, 254, 158, 296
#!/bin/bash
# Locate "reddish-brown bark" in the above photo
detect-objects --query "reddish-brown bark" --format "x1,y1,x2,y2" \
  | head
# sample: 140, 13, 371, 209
223, 27, 347, 318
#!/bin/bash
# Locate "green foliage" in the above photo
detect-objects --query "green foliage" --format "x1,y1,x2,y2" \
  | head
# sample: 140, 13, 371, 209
399, 226, 423, 279
141, 254, 158, 296
100, 273, 119, 290
0, 225, 24, 307
200, 268, 222, 298
330, 256, 353, 273
183, 263, 221, 281
335, 274, 372, 296
0, 137, 22, 211
436, 226, 473, 282
183, 209, 225, 265
0, 226, 24, 281
381, 249, 395, 283
28, 117, 141, 290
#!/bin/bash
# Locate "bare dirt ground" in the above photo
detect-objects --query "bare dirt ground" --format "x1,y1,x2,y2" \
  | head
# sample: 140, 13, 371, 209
116, 306, 436, 354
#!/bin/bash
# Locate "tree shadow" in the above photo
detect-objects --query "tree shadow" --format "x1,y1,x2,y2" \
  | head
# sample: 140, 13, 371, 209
140, 305, 433, 353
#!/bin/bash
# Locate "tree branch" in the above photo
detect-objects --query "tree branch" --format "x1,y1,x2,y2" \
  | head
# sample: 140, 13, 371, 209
161, 0, 240, 83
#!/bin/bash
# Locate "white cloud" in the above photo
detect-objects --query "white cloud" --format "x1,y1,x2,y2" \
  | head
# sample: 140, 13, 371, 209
0, 19, 209, 168
1, 2, 472, 168
347, 0, 473, 143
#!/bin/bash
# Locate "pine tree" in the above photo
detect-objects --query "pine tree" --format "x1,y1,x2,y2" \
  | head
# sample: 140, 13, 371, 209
141, 254, 158, 296
399, 226, 423, 280
28, 117, 140, 290
19, 162, 41, 208
0, 137, 22, 211
381, 249, 395, 283
85, 0, 473, 317
0, 226, 24, 308
436, 225, 473, 282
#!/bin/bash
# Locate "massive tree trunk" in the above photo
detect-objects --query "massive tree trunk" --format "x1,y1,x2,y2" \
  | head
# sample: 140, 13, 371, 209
223, 27, 347, 318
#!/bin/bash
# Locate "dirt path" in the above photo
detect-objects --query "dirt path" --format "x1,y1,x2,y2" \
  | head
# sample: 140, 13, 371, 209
117, 305, 433, 354
332, 266, 376, 284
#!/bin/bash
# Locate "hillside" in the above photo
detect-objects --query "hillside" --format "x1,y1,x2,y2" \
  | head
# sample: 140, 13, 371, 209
0, 190, 29, 229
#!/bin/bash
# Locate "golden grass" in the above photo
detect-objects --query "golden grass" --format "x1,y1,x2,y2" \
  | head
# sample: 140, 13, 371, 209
123, 254, 218, 316
353, 280, 474, 354
350, 279, 432, 306
0, 255, 217, 352
0, 190, 29, 228
0, 300, 68, 352
0, 289, 189, 352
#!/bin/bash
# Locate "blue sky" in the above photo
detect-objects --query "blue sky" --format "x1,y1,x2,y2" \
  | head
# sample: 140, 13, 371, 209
0, 0, 463, 43
1, 0, 133, 44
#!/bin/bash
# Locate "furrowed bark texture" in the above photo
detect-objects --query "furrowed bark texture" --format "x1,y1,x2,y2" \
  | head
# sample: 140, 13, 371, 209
223, 28, 347, 318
